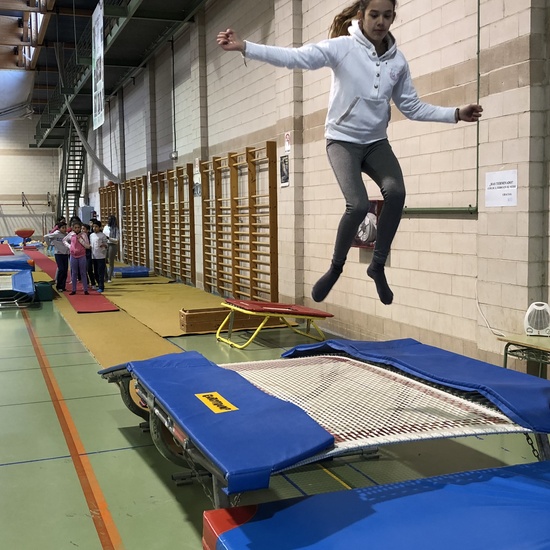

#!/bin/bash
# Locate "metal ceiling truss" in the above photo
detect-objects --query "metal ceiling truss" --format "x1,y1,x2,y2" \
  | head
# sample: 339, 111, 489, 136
0, 0, 207, 147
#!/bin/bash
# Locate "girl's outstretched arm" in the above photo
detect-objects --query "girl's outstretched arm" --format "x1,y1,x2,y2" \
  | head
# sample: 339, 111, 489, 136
217, 28, 245, 53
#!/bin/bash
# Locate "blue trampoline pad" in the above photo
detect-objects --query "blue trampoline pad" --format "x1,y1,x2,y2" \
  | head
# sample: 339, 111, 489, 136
0, 253, 34, 271
204, 461, 550, 550
0, 270, 35, 301
0, 236, 24, 247
125, 352, 334, 493
12, 270, 35, 295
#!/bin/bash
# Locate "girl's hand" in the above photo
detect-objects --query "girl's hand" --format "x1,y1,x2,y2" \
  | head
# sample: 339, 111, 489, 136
458, 104, 483, 122
217, 29, 245, 52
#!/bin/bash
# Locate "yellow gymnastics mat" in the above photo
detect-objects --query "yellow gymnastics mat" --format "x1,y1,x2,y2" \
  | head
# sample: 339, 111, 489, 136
104, 282, 225, 337
103, 281, 282, 338
53, 295, 180, 368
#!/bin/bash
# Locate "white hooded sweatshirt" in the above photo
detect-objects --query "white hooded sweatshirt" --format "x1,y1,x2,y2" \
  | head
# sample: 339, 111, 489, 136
244, 20, 456, 144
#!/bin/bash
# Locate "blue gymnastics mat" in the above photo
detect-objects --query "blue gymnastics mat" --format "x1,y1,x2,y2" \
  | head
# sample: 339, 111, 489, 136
204, 460, 550, 550
113, 266, 150, 278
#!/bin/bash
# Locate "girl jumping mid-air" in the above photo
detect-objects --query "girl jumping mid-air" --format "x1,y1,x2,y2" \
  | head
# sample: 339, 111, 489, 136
217, 0, 482, 304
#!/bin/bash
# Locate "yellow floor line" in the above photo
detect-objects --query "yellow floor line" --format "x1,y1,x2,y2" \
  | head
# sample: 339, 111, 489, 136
316, 463, 352, 489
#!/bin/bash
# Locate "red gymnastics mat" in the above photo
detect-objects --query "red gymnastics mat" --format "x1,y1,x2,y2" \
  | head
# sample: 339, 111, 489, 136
64, 284, 119, 314
0, 243, 14, 256
24, 249, 119, 314
22, 248, 57, 278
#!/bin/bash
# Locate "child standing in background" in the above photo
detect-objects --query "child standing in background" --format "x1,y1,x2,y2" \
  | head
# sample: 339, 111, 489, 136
63, 220, 90, 295
44, 222, 69, 292
103, 215, 120, 283
90, 221, 108, 292
47, 216, 66, 256
82, 223, 96, 289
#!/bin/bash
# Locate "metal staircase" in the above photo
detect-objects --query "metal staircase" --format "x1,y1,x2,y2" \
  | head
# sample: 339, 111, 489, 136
58, 116, 89, 220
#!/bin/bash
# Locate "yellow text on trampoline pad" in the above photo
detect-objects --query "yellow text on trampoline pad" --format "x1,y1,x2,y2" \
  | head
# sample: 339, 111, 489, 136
195, 392, 239, 413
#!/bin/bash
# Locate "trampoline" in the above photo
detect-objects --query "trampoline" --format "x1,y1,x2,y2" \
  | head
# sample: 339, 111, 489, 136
99, 339, 550, 507
0, 252, 34, 271
0, 269, 36, 308
0, 236, 24, 248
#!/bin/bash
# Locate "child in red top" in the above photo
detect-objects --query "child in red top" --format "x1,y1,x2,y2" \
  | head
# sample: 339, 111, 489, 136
63, 220, 91, 295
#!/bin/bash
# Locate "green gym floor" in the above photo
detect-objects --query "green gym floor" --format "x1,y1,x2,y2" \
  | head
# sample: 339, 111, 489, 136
0, 302, 538, 550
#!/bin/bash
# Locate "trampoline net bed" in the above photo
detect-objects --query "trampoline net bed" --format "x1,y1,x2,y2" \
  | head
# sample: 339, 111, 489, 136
215, 354, 529, 469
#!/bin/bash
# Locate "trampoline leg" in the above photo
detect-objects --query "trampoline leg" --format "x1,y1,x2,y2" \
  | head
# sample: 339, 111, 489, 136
534, 433, 550, 461
212, 476, 231, 509
172, 470, 210, 487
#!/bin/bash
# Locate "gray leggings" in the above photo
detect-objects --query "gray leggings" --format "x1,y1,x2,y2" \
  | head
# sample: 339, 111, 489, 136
326, 139, 405, 266
107, 243, 117, 280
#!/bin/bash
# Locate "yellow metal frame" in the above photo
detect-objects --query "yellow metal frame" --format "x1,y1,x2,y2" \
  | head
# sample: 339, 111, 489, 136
216, 302, 329, 349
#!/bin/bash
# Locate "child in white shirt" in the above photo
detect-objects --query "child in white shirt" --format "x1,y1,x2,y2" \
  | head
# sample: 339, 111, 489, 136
89, 220, 109, 292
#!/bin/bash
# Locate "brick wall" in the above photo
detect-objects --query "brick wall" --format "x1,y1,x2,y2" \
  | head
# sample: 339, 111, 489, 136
10, 0, 546, 366
0, 117, 58, 236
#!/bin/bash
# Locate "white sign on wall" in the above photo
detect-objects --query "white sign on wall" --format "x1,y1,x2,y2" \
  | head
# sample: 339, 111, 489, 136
485, 169, 517, 207
284, 132, 291, 153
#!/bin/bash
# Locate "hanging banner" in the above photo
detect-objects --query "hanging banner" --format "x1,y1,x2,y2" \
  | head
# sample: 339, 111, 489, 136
92, 0, 105, 130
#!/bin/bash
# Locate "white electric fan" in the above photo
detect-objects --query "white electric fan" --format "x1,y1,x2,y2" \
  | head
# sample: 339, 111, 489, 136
524, 302, 550, 336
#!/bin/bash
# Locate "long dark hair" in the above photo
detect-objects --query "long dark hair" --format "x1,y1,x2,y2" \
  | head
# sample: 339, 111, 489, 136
107, 215, 119, 239
329, 0, 397, 38
107, 215, 118, 229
